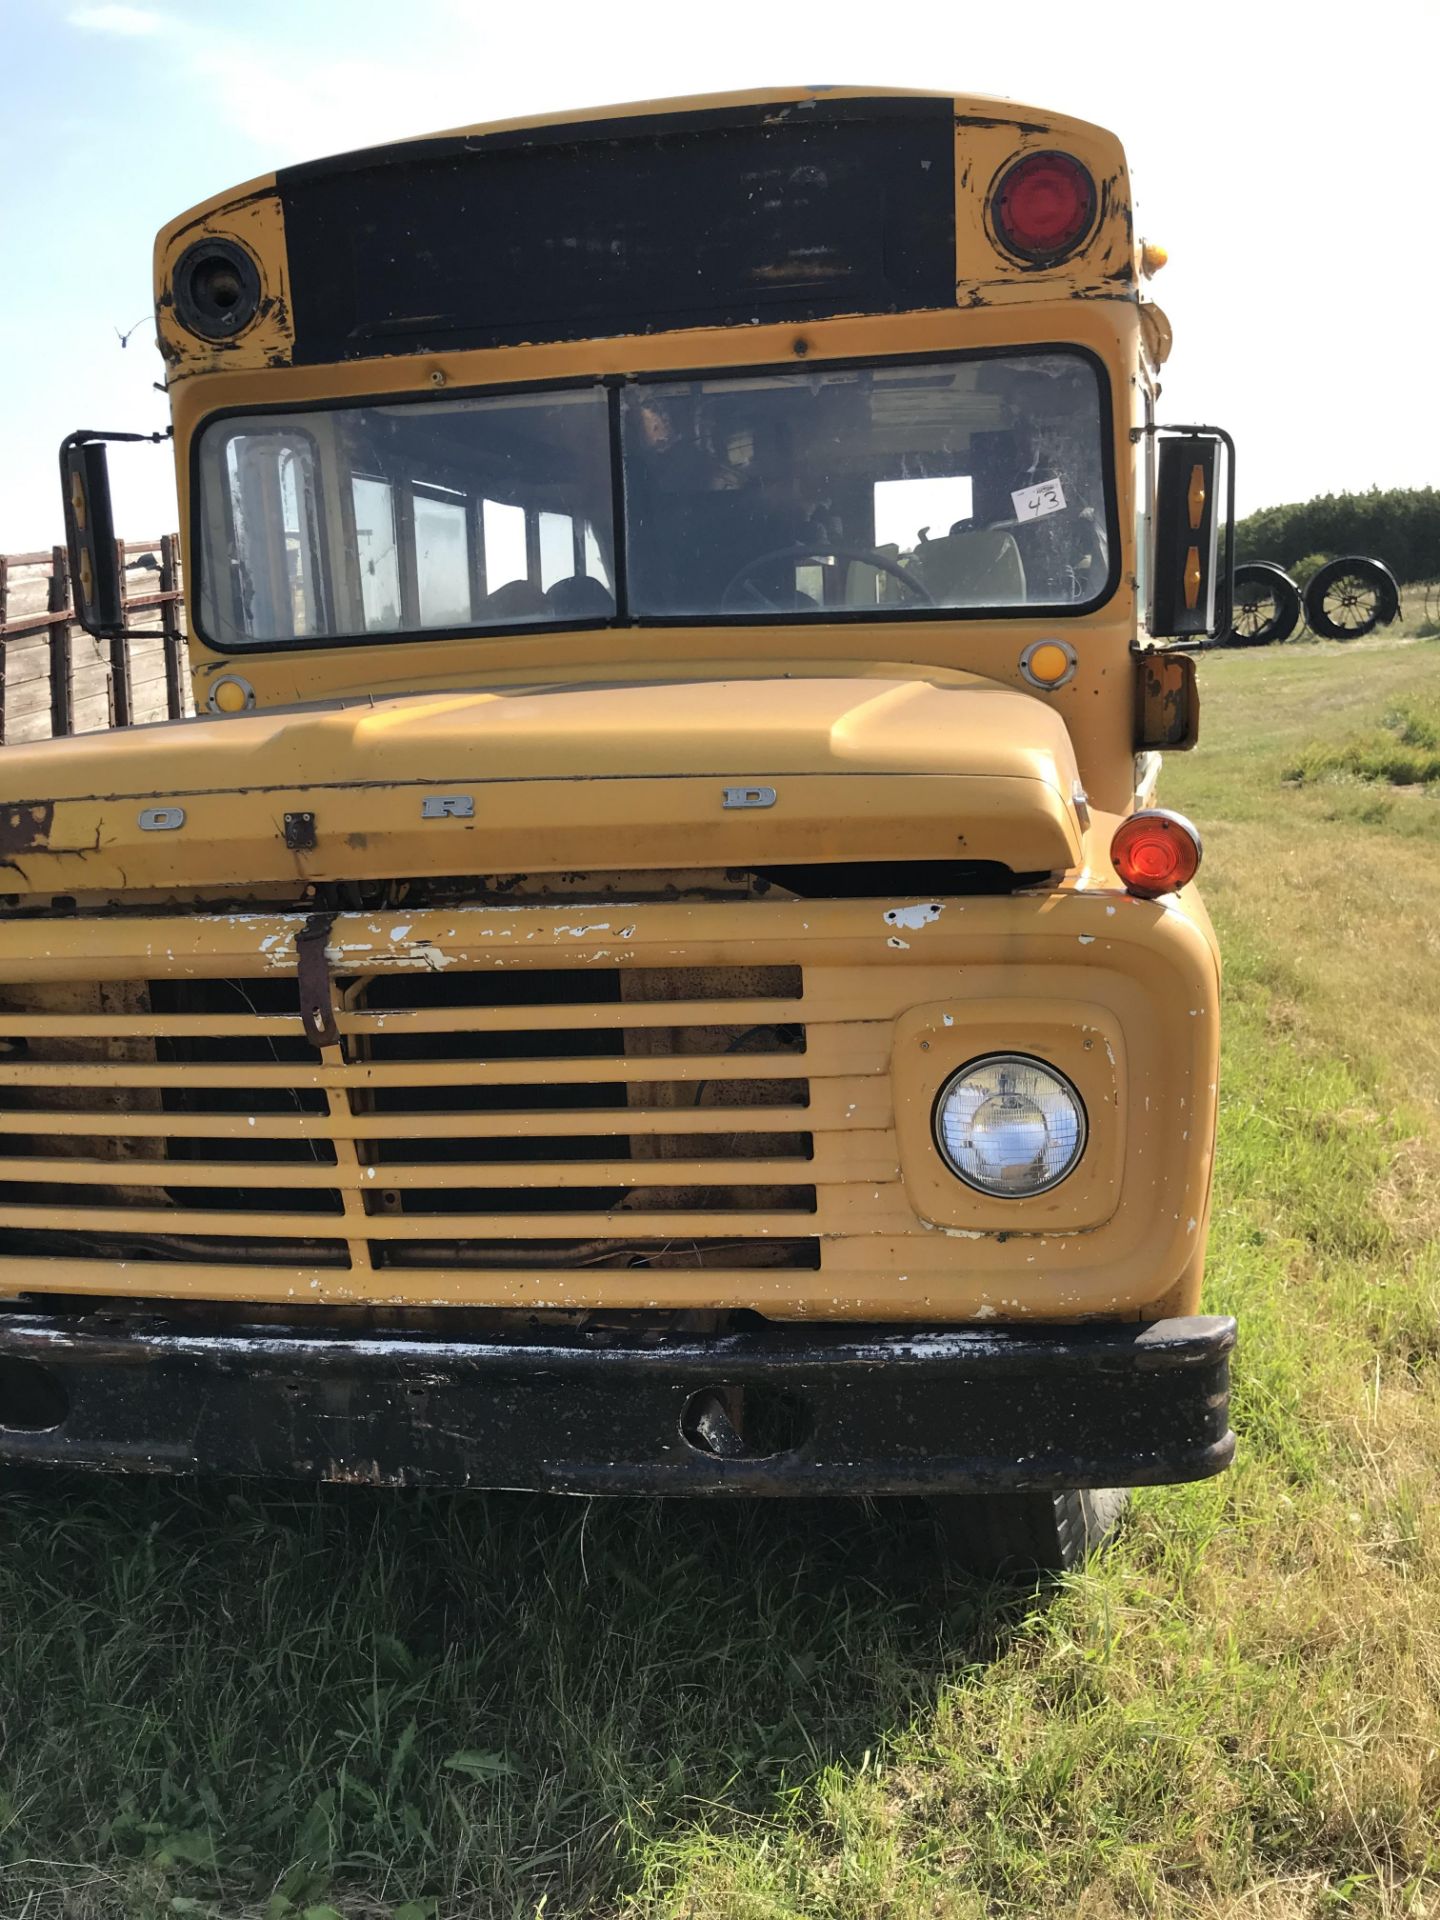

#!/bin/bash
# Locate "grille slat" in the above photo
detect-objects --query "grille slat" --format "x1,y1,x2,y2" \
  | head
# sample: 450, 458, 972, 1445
0, 1031, 883, 1090
0, 1054, 818, 1090
0, 1095, 878, 1140
0, 1255, 830, 1301
0, 997, 811, 1039
0, 1203, 826, 1239
0, 1154, 855, 1190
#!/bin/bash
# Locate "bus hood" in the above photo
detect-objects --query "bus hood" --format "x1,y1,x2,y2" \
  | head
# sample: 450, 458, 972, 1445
0, 671, 1086, 896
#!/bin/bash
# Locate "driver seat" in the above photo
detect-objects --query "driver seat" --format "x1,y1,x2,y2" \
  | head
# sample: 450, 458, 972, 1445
910, 530, 1027, 607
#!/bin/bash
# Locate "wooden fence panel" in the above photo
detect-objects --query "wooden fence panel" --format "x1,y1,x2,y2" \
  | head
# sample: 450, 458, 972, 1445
0, 538, 191, 746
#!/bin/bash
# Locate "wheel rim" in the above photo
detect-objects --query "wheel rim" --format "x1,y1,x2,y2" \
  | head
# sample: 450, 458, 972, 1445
1322, 575, 1379, 632
1234, 586, 1279, 638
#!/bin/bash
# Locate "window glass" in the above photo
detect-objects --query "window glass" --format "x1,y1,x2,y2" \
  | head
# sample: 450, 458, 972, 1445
873, 476, 973, 549
194, 355, 1112, 648
214, 434, 326, 639
352, 476, 401, 631
414, 491, 471, 627
539, 511, 574, 591
197, 387, 613, 646
582, 523, 611, 589
621, 354, 1108, 616
483, 499, 527, 591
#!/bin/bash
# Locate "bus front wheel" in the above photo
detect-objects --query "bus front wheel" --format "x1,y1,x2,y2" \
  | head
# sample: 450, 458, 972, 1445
928, 1487, 1130, 1578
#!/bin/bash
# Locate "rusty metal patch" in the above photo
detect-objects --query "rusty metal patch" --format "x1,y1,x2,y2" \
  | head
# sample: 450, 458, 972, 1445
0, 802, 54, 859
295, 910, 339, 1047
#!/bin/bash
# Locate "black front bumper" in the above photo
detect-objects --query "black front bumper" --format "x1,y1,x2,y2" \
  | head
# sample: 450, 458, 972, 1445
0, 1308, 1236, 1495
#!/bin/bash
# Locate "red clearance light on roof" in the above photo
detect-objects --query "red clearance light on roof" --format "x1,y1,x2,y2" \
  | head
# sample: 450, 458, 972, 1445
1110, 810, 1203, 898
991, 151, 1098, 265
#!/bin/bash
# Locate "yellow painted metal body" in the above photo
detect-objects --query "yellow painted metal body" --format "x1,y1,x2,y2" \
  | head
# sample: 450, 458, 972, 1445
0, 88, 1217, 1326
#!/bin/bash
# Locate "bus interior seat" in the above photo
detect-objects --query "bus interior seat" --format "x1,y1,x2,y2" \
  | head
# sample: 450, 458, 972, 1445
845, 544, 907, 608
484, 578, 550, 619
910, 529, 1027, 606
545, 574, 616, 619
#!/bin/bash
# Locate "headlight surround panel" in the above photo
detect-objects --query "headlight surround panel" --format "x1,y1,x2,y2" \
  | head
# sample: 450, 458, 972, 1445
891, 999, 1127, 1234
933, 1053, 1087, 1197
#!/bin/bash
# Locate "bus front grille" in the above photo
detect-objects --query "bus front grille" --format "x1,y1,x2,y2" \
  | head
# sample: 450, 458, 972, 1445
0, 965, 846, 1292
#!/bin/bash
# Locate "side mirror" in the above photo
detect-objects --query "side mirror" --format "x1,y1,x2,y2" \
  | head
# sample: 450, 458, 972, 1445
1150, 428, 1235, 639
61, 436, 125, 638
59, 427, 171, 639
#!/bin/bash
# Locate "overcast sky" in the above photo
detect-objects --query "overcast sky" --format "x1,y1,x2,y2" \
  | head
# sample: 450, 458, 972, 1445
1, 0, 1436, 548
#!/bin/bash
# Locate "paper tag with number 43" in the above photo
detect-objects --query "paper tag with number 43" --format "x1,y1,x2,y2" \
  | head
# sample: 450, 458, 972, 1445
1012, 478, 1067, 522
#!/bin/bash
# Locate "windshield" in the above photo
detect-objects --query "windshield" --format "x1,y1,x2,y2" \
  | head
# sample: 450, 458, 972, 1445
195, 352, 1112, 648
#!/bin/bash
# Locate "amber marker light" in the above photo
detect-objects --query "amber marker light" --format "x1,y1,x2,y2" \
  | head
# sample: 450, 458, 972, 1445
1111, 810, 1202, 897
1020, 638, 1077, 689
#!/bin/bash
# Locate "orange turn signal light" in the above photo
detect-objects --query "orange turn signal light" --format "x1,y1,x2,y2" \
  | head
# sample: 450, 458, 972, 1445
1140, 240, 1169, 277
1110, 809, 1202, 897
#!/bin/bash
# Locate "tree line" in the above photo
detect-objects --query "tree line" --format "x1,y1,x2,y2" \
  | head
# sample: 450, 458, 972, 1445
1235, 486, 1440, 583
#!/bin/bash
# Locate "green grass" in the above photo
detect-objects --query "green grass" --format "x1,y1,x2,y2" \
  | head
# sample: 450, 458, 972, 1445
4, 639, 1440, 1918
1286, 694, 1440, 790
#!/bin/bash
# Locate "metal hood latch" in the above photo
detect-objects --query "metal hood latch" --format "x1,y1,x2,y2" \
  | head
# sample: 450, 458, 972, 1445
295, 912, 339, 1050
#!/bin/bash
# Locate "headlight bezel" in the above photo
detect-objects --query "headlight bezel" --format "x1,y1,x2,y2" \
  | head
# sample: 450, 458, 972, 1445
931, 1051, 1088, 1198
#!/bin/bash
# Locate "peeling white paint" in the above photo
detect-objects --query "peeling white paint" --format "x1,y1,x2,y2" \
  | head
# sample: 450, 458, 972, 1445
883, 903, 943, 930
942, 1013, 954, 1027
886, 936, 909, 950
1077, 934, 1095, 945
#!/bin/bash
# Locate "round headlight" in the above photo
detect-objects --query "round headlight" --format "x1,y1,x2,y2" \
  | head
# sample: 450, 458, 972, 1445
933, 1054, 1086, 1197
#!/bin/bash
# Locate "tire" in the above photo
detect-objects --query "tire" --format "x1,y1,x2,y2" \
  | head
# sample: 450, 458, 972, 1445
1303, 556, 1400, 640
929, 1487, 1130, 1579
1229, 562, 1302, 646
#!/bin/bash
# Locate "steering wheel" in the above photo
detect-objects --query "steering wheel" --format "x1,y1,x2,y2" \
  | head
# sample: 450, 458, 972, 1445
720, 542, 935, 613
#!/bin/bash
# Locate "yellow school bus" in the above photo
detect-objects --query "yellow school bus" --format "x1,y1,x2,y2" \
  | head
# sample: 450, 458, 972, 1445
10, 88, 1234, 1573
